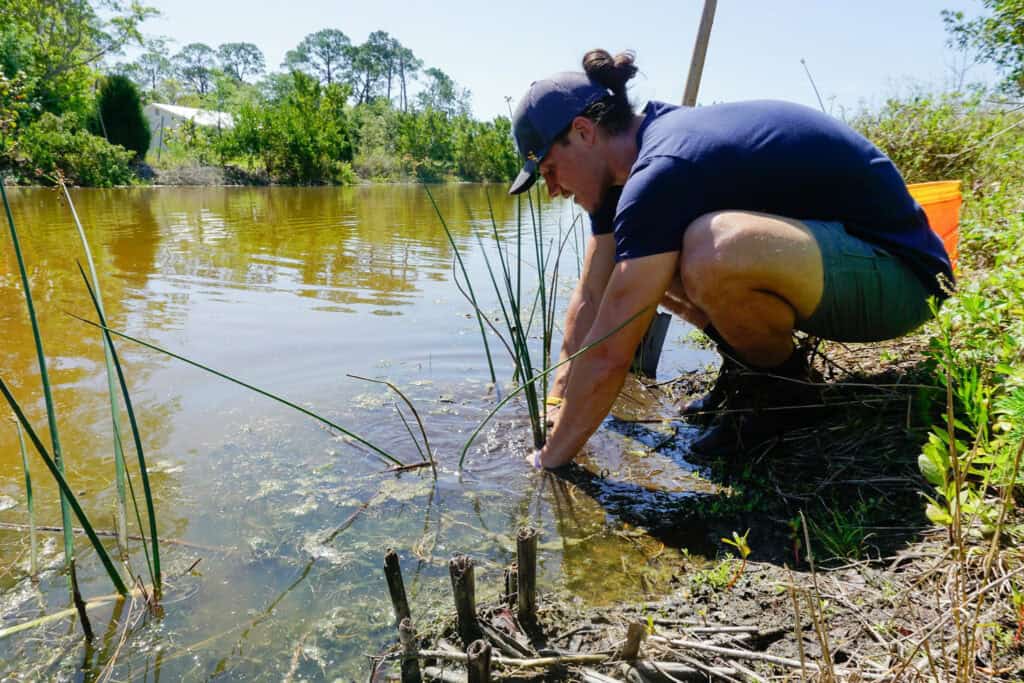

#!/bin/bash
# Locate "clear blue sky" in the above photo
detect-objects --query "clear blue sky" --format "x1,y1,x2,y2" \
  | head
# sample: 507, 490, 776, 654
138, 0, 994, 119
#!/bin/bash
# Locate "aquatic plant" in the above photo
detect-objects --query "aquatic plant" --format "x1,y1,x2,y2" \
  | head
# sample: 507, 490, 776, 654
347, 373, 435, 475
13, 418, 37, 578
426, 185, 575, 455
1, 378, 128, 597
77, 263, 162, 597
62, 181, 131, 556
424, 187, 497, 386
1, 182, 77, 597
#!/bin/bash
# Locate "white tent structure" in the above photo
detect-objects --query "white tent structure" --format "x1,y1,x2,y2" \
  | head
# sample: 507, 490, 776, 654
143, 103, 235, 157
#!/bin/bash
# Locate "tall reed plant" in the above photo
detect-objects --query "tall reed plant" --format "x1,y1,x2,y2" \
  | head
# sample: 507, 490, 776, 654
77, 264, 161, 598
14, 418, 38, 578
62, 182, 130, 556
1, 182, 77, 598
424, 186, 632, 467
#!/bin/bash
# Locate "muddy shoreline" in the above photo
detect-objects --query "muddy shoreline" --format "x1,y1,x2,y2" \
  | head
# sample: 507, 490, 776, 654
374, 337, 1024, 681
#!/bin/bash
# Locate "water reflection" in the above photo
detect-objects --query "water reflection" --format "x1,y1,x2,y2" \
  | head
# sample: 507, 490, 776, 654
0, 185, 708, 680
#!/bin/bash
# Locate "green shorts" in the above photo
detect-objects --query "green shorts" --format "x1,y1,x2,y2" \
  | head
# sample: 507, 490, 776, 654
798, 221, 935, 342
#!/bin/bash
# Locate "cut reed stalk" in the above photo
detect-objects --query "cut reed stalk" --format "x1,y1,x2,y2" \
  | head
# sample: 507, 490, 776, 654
77, 264, 160, 597
66, 313, 404, 468
0, 378, 127, 595
61, 182, 130, 557
448, 554, 479, 647
1, 182, 75, 595
515, 527, 537, 624
384, 548, 412, 629
14, 417, 38, 578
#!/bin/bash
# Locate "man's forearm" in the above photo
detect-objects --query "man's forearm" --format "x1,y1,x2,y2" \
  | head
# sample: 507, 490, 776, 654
551, 287, 600, 397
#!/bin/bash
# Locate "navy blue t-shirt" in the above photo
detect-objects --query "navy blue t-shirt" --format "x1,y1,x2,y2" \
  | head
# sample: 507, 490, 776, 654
588, 100, 953, 295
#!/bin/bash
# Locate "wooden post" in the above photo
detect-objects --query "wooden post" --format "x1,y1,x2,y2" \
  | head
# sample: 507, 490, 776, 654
398, 617, 422, 683
466, 639, 492, 683
682, 0, 718, 107
448, 554, 478, 647
516, 527, 538, 623
384, 548, 411, 628
617, 622, 646, 660
503, 563, 518, 606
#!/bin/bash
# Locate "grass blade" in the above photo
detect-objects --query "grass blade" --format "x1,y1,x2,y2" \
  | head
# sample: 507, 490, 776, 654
61, 182, 130, 556
0, 378, 128, 596
0, 182, 75, 594
346, 374, 434, 475
65, 311, 404, 468
76, 263, 160, 595
423, 185, 497, 386
14, 418, 38, 578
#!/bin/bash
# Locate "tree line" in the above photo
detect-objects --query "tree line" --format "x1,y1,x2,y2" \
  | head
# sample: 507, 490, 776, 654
1, 0, 515, 186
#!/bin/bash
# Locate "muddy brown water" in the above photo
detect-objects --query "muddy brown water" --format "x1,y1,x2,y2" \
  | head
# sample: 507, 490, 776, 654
0, 185, 719, 680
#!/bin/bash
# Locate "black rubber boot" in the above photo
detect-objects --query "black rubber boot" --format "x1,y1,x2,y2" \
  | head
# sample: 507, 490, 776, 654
688, 347, 823, 461
679, 325, 744, 425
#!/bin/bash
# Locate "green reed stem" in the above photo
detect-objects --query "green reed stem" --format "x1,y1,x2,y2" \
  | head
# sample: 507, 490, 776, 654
393, 401, 425, 462
346, 374, 434, 476
0, 378, 128, 595
458, 306, 650, 468
61, 183, 129, 556
76, 263, 160, 596
423, 186, 497, 386
116, 426, 154, 587
0, 182, 75, 595
479, 193, 544, 444
14, 418, 38, 578
66, 312, 404, 468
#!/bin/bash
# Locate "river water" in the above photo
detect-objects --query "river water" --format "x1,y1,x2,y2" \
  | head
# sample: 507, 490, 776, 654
0, 185, 717, 680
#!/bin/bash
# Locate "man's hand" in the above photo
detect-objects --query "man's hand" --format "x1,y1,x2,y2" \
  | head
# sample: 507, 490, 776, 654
525, 445, 574, 470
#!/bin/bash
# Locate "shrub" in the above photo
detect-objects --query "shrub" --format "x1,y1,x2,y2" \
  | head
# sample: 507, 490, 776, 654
93, 74, 150, 161
227, 71, 354, 184
853, 92, 1024, 188
17, 112, 134, 186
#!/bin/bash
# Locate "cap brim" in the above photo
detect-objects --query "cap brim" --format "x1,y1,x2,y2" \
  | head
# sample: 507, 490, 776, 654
508, 158, 539, 195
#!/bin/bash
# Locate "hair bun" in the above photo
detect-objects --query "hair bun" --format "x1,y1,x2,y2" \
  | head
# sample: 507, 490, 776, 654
581, 49, 637, 96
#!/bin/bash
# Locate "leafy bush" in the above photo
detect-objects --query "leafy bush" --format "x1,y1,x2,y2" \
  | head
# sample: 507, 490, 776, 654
227, 71, 354, 184
93, 74, 150, 161
888, 90, 1024, 542
853, 92, 1024, 188
17, 112, 134, 186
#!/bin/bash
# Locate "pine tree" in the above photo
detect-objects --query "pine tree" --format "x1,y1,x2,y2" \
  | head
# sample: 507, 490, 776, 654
96, 75, 151, 161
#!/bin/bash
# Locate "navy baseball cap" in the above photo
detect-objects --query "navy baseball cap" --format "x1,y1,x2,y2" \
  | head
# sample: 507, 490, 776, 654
508, 72, 612, 195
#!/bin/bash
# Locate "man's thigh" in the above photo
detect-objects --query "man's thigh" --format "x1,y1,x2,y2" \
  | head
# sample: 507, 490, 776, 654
682, 211, 825, 321
798, 220, 934, 342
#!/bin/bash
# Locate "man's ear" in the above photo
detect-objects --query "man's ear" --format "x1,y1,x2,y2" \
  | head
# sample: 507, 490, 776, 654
571, 116, 598, 145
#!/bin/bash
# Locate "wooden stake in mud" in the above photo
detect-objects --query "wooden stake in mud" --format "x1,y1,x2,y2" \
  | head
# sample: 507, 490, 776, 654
384, 548, 411, 628
467, 639, 492, 683
516, 527, 538, 623
399, 617, 422, 683
449, 554, 479, 646
617, 622, 646, 660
